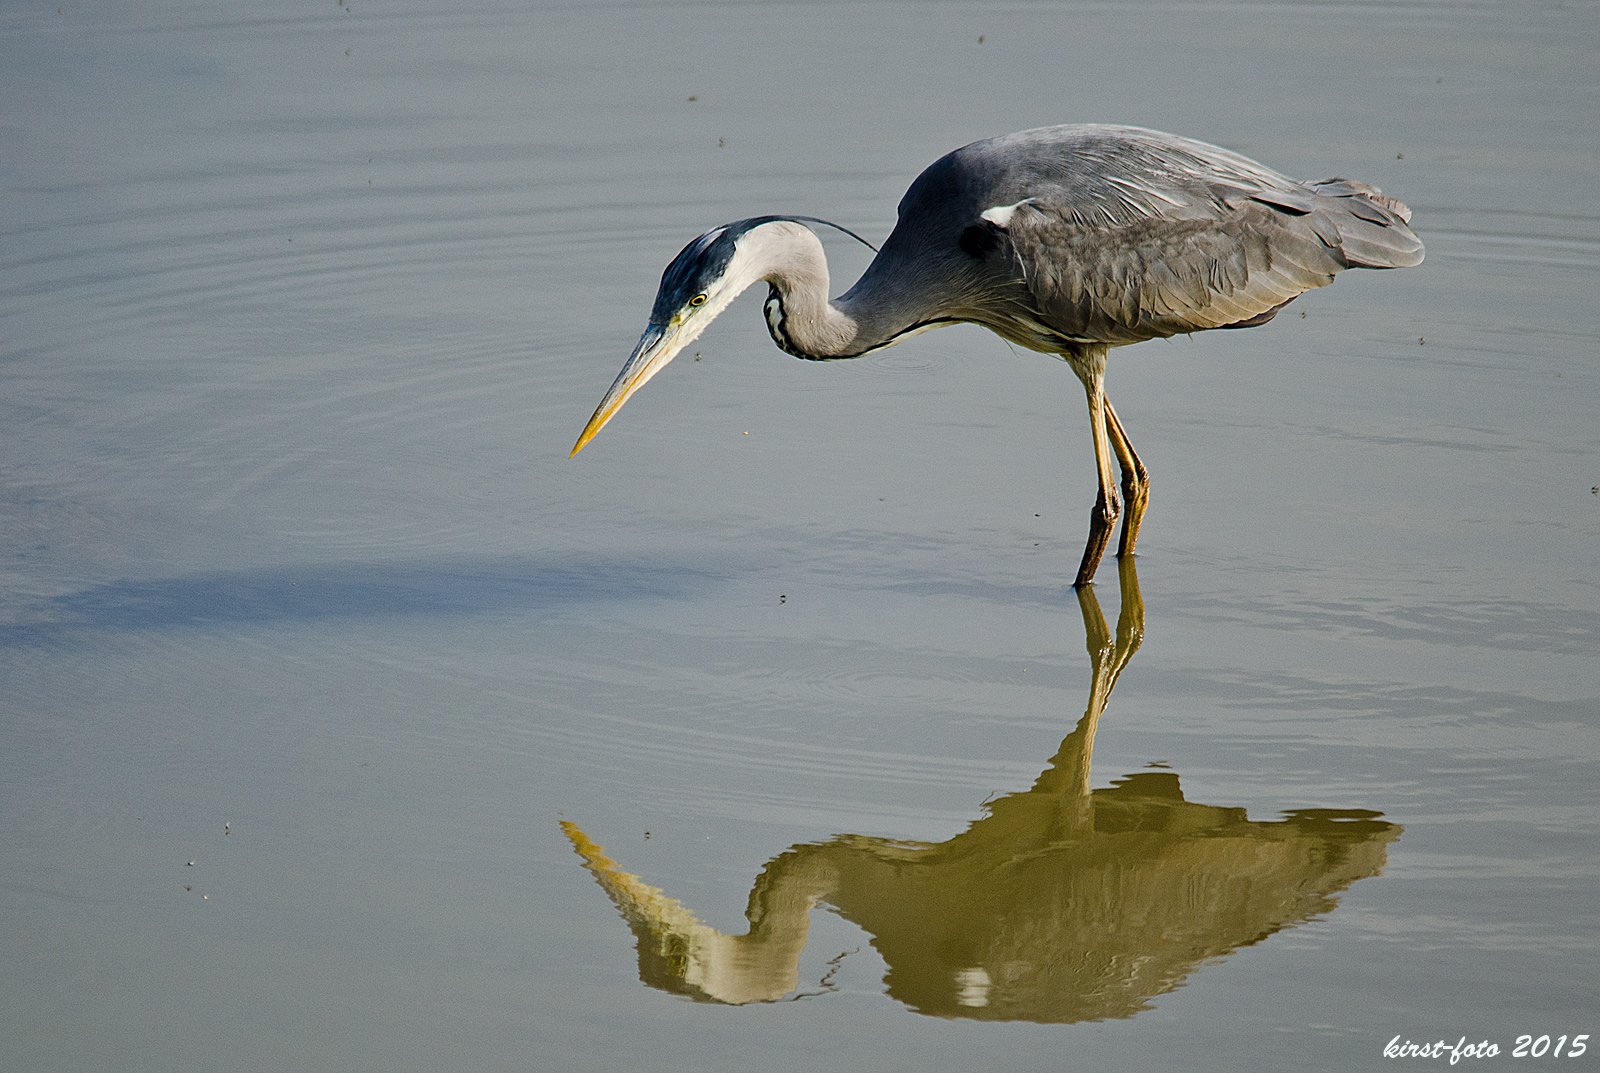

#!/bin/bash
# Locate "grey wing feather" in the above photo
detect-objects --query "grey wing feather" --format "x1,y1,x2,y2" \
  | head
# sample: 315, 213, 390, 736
1303, 177, 1423, 269
1007, 198, 1344, 343
961, 127, 1424, 346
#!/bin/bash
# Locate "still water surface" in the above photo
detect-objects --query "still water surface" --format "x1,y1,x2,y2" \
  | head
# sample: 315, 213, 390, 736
3, 1, 1597, 1070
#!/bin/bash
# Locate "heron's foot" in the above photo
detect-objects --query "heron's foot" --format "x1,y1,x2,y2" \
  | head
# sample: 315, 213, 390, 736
1116, 469, 1150, 558
1074, 491, 1121, 587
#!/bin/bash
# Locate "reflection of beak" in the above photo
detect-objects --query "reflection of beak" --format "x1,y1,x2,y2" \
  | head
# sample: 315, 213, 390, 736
570, 323, 681, 457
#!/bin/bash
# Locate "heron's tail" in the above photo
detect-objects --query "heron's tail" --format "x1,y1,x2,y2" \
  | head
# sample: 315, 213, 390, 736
1309, 177, 1424, 270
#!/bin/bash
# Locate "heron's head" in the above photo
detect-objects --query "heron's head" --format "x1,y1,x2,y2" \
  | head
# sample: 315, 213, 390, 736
570, 217, 856, 456
569, 220, 771, 456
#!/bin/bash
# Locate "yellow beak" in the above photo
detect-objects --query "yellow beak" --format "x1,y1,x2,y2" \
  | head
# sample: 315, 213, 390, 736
570, 323, 681, 457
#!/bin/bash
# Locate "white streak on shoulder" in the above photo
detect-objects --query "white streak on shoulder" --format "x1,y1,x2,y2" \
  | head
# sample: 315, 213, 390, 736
979, 200, 1032, 229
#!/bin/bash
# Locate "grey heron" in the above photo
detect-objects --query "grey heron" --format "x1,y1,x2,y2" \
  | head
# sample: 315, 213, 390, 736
570, 125, 1423, 586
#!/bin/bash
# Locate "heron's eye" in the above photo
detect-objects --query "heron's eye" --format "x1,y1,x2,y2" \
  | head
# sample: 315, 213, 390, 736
689, 293, 707, 307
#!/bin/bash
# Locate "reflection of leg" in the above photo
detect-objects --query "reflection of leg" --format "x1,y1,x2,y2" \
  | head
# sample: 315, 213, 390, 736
1067, 555, 1148, 798
1071, 582, 1113, 798
1068, 348, 1119, 587
1076, 556, 1146, 709
1107, 555, 1145, 690
1104, 399, 1149, 558
1076, 574, 1112, 664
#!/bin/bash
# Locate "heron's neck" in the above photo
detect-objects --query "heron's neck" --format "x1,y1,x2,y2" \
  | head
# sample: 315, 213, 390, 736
739, 222, 924, 360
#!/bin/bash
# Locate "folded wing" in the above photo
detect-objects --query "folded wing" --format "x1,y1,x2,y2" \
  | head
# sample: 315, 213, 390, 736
979, 133, 1423, 346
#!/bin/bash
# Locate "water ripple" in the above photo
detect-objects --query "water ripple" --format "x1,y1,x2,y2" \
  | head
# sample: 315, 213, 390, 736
1422, 207, 1600, 271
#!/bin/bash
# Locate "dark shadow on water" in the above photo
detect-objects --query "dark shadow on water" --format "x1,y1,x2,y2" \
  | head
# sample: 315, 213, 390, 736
1, 555, 723, 647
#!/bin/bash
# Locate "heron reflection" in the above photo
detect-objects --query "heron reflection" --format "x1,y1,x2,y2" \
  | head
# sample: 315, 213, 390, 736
564, 560, 1399, 1021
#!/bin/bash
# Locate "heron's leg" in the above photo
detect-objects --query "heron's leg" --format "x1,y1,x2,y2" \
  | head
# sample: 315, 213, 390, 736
1067, 348, 1119, 587
1103, 399, 1149, 558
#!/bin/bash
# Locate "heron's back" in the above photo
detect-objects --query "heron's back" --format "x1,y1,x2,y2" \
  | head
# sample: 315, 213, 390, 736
886, 125, 1422, 349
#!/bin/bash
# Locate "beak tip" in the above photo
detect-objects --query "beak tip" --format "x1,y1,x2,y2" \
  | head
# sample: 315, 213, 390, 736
570, 418, 605, 458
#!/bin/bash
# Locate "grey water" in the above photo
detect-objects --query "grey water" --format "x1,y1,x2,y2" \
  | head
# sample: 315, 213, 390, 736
3, 1, 1596, 1070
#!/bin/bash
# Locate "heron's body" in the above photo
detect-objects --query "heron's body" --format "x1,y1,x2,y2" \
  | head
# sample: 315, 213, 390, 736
572, 125, 1423, 585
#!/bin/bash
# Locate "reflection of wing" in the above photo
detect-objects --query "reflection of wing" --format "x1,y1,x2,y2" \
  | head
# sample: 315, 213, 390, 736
948, 127, 1423, 345
823, 773, 1400, 1022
